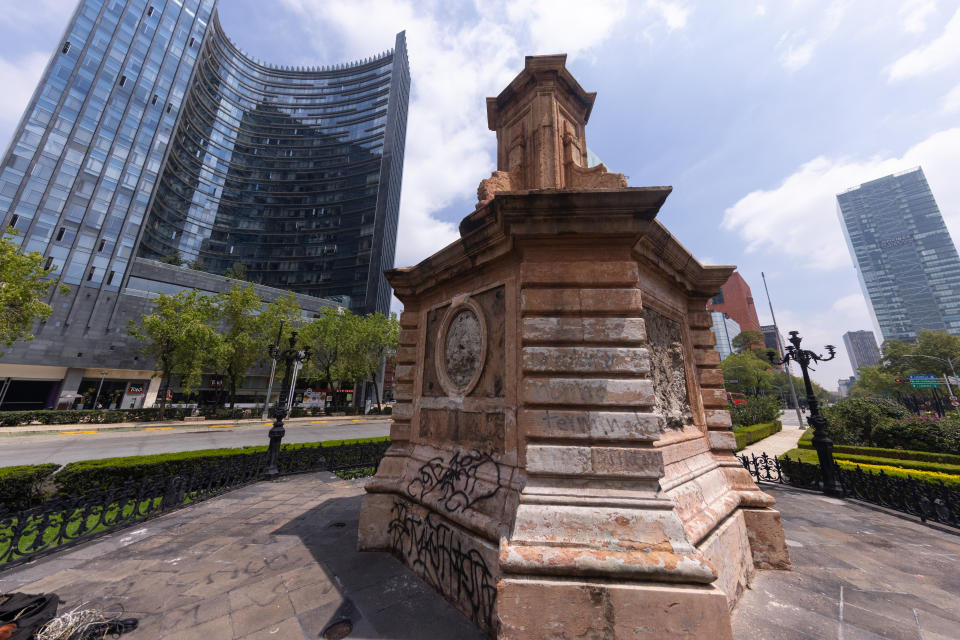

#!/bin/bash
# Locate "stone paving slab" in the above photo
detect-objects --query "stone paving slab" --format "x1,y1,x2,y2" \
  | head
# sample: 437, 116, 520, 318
0, 472, 483, 639
732, 484, 960, 639
3, 472, 958, 638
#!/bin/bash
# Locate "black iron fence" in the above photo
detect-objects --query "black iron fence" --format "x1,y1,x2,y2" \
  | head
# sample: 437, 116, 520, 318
738, 452, 959, 529
0, 440, 390, 570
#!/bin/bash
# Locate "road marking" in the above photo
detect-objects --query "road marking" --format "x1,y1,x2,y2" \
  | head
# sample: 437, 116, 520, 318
59, 430, 98, 435
350, 419, 363, 422
208, 424, 234, 428
144, 427, 173, 431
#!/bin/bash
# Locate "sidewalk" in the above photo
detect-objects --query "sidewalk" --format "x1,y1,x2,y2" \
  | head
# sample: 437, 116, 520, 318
0, 414, 390, 436
0, 473, 482, 640
3, 473, 957, 638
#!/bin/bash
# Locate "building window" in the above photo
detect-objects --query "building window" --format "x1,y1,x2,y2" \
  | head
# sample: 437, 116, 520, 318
710, 292, 724, 305
98, 239, 105, 252
86, 267, 95, 281
56, 227, 65, 241
107, 270, 115, 285
152, 94, 158, 105
189, 37, 195, 47
9, 214, 18, 228
44, 257, 54, 270
119, 75, 127, 87
62, 41, 71, 54
147, 5, 155, 16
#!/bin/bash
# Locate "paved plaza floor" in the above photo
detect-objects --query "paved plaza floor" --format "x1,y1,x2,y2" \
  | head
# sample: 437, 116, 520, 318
1, 473, 958, 638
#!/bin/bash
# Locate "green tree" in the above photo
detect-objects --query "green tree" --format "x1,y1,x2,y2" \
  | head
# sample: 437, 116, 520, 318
360, 312, 401, 407
158, 251, 184, 266
301, 307, 352, 405
849, 366, 900, 398
211, 285, 265, 408
732, 330, 766, 352
128, 290, 219, 419
0, 229, 68, 354
223, 262, 247, 281
720, 351, 774, 396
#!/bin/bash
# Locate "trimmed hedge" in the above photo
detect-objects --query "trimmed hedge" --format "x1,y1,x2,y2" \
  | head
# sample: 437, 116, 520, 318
780, 447, 960, 487
798, 431, 960, 465
734, 421, 782, 451
0, 408, 193, 427
53, 436, 391, 494
0, 464, 60, 511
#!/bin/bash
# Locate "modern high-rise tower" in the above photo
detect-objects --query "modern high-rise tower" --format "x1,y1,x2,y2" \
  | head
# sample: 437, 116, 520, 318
841, 330, 881, 375
0, 0, 409, 409
837, 168, 960, 343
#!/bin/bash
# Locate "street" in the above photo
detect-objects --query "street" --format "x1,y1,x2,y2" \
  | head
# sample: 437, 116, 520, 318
0, 419, 391, 467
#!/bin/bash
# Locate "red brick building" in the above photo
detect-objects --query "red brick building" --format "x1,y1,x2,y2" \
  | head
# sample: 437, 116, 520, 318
707, 271, 761, 333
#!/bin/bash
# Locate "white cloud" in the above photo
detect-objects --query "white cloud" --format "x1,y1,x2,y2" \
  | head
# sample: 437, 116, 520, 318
773, 2, 849, 72
888, 6, 960, 81
722, 128, 960, 271
941, 82, 960, 112
505, 0, 628, 58
646, 0, 690, 32
0, 52, 50, 144
899, 0, 938, 34
277, 0, 678, 270
777, 33, 816, 71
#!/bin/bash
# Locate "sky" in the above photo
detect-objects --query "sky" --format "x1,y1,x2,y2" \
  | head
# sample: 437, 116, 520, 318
1, 0, 959, 389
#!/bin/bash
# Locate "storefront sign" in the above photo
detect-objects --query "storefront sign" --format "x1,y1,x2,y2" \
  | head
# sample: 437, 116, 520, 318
127, 382, 145, 395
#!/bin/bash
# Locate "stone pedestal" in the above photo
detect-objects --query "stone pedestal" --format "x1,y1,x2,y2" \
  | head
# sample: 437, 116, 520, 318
357, 55, 788, 638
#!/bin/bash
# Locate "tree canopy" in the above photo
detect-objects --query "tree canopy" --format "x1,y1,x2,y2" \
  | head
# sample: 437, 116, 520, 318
731, 330, 766, 352
0, 229, 68, 354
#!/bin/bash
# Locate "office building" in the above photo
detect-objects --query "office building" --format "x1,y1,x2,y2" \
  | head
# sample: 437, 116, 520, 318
760, 324, 782, 356
707, 271, 761, 334
838, 376, 856, 398
0, 0, 409, 409
842, 330, 881, 375
838, 168, 960, 343
709, 311, 740, 361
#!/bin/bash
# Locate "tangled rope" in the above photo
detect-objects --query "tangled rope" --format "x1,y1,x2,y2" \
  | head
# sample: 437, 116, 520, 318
35, 603, 138, 640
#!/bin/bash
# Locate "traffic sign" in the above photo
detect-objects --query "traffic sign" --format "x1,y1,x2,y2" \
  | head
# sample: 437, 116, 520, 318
908, 374, 938, 380
911, 381, 941, 389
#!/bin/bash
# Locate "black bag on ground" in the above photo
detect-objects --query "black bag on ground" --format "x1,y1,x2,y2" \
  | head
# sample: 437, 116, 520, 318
0, 592, 60, 639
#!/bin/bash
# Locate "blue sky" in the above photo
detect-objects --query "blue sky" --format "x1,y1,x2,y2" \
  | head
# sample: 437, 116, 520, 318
2, 0, 960, 388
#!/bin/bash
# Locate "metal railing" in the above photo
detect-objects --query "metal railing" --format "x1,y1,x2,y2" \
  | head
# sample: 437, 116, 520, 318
0, 440, 390, 570
738, 452, 959, 529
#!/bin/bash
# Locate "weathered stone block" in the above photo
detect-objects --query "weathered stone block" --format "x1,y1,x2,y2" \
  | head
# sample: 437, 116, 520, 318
520, 261, 639, 286
521, 346, 650, 374
520, 378, 654, 406
521, 288, 642, 314
498, 579, 733, 640
742, 508, 791, 570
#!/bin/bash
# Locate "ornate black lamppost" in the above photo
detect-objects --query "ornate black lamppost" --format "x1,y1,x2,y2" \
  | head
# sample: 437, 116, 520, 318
264, 331, 311, 479
769, 331, 840, 495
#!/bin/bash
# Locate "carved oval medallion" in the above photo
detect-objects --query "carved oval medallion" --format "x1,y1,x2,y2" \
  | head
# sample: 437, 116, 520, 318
445, 308, 482, 388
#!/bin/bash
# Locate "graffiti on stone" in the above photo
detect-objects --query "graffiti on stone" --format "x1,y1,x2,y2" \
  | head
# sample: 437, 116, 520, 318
388, 500, 497, 629
406, 450, 501, 513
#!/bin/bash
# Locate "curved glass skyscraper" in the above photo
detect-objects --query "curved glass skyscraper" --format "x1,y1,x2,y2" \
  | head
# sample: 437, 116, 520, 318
0, 0, 408, 409
140, 17, 408, 313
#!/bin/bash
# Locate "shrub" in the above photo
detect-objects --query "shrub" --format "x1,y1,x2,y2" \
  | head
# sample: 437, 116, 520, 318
52, 437, 391, 494
0, 408, 192, 427
729, 395, 781, 427
733, 421, 782, 451
0, 464, 60, 511
822, 398, 908, 446
779, 447, 960, 487
797, 436, 960, 465
870, 416, 960, 456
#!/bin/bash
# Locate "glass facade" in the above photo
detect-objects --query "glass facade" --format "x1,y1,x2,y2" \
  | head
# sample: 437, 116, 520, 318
841, 329, 881, 374
1, 0, 214, 292
137, 19, 408, 314
837, 168, 960, 343
0, 0, 409, 402
710, 310, 740, 361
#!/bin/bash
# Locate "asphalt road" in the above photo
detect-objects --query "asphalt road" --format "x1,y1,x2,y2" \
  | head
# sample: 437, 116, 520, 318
0, 420, 391, 467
